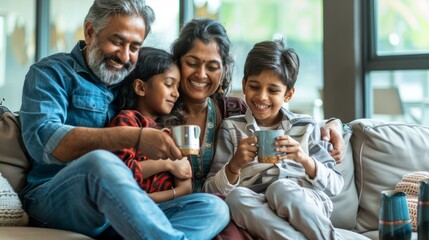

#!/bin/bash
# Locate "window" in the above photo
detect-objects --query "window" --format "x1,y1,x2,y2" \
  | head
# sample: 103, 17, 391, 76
364, 0, 429, 125
49, 0, 93, 55
0, 0, 36, 112
0, 0, 179, 112
143, 0, 179, 50
368, 70, 429, 124
49, 0, 179, 54
194, 0, 324, 120
0, 15, 5, 93
375, 0, 429, 55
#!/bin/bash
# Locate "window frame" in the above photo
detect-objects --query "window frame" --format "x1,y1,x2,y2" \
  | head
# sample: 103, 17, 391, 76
362, 0, 429, 118
363, 0, 429, 72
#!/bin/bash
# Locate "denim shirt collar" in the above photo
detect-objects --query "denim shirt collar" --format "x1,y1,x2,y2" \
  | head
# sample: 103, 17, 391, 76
71, 41, 91, 74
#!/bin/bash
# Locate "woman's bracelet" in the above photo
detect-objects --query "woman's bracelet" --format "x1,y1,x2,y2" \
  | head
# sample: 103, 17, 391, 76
227, 163, 240, 175
171, 187, 176, 200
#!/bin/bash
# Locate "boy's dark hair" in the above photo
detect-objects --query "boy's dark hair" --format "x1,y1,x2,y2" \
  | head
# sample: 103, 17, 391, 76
115, 47, 177, 110
243, 39, 300, 92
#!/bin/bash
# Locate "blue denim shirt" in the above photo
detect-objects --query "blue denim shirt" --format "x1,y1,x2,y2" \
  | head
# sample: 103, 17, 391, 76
20, 41, 120, 195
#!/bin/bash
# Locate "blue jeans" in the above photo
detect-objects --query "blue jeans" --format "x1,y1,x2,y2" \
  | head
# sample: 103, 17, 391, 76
21, 150, 229, 240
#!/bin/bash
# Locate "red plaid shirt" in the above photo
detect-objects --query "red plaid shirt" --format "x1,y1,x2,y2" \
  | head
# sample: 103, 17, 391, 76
109, 110, 173, 193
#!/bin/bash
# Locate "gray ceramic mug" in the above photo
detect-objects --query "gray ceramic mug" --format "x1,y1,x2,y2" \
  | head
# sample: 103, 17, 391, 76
170, 125, 201, 155
254, 129, 284, 163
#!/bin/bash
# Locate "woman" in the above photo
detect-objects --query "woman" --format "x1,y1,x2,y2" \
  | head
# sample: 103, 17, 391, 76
161, 18, 345, 192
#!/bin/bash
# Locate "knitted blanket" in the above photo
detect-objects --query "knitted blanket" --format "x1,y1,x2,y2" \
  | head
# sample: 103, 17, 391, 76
395, 171, 429, 231
0, 173, 28, 226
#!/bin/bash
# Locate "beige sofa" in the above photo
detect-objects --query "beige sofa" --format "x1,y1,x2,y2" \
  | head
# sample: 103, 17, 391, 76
330, 118, 429, 240
1, 104, 428, 239
0, 107, 94, 240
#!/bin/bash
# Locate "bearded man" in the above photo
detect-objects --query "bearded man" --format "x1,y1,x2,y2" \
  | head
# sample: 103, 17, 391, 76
18, 0, 230, 239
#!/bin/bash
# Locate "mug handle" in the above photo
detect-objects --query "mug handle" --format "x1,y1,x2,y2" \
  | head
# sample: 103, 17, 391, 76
194, 126, 201, 138
161, 128, 171, 135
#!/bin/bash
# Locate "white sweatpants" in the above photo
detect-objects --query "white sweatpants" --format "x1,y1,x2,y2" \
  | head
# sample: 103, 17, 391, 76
225, 179, 342, 240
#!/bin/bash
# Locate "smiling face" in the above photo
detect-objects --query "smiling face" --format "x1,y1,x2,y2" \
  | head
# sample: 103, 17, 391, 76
179, 39, 223, 103
135, 64, 180, 119
243, 69, 295, 127
85, 15, 146, 85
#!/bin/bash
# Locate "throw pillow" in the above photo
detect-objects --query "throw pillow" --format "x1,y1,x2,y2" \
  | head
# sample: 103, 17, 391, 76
395, 171, 429, 231
0, 106, 30, 192
0, 172, 28, 226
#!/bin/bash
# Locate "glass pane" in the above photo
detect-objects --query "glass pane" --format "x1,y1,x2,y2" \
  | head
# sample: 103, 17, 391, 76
376, 0, 429, 55
49, 0, 93, 54
368, 70, 429, 126
0, 0, 36, 112
144, 0, 179, 50
194, 0, 324, 120
49, 0, 179, 53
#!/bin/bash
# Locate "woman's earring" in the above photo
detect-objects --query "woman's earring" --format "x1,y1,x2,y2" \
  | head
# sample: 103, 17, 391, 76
218, 79, 224, 94
218, 86, 224, 94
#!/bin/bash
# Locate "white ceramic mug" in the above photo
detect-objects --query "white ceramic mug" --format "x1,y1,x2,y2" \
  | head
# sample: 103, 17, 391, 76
170, 125, 201, 155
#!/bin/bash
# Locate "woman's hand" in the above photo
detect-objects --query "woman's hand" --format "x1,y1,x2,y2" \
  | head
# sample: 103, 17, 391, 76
321, 119, 346, 164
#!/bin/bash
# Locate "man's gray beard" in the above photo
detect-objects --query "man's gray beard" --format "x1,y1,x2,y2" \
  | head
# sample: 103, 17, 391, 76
86, 43, 134, 86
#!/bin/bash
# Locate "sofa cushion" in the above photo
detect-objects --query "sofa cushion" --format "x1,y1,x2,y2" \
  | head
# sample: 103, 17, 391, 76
331, 125, 359, 230
349, 119, 429, 233
0, 107, 30, 192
